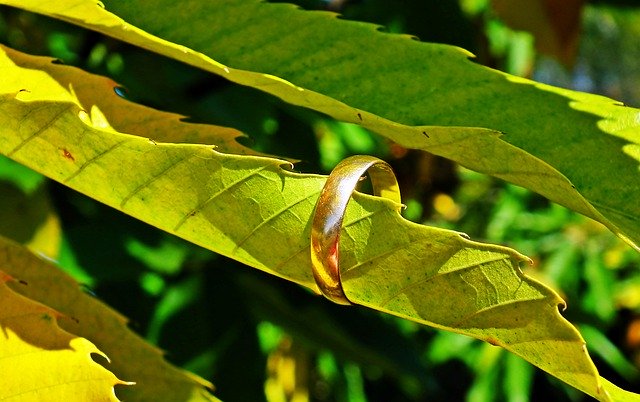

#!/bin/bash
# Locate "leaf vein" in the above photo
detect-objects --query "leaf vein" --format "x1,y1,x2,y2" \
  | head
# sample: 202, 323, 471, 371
9, 104, 72, 156
378, 255, 509, 308
342, 236, 435, 276
64, 139, 127, 183
232, 189, 321, 252
449, 297, 547, 330
173, 165, 270, 232
120, 153, 194, 208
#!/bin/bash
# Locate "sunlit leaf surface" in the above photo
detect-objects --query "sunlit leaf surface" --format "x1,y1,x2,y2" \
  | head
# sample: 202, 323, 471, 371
2, 0, 638, 252
0, 44, 637, 400
0, 268, 123, 401
0, 235, 219, 401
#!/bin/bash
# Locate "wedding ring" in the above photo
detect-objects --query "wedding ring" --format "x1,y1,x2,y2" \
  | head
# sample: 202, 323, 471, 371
310, 155, 402, 305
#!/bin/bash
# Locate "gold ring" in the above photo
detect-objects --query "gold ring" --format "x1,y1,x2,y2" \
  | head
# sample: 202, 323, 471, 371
310, 155, 402, 305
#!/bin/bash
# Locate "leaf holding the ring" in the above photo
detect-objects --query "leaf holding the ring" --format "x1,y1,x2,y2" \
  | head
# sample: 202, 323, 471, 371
311, 155, 635, 401
0, 44, 637, 401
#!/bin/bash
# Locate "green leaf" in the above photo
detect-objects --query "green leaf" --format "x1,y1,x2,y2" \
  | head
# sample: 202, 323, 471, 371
2, 0, 638, 251
0, 44, 637, 401
0, 234, 218, 402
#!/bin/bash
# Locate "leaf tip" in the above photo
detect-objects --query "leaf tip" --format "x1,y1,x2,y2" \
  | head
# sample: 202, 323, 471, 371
279, 161, 295, 171
558, 300, 568, 312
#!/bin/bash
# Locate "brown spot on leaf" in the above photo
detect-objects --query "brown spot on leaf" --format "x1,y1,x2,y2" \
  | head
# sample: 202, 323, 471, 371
61, 148, 75, 161
0, 271, 13, 283
64, 315, 80, 324
486, 337, 500, 346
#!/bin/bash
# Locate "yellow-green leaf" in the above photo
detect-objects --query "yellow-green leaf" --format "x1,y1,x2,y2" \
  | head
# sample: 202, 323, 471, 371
1, 0, 637, 252
0, 269, 124, 401
0, 44, 636, 401
0, 234, 219, 402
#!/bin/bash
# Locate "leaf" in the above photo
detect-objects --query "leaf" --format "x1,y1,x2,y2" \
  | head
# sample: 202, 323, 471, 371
0, 235, 219, 402
0, 180, 62, 259
0, 270, 124, 401
2, 0, 638, 252
0, 44, 636, 401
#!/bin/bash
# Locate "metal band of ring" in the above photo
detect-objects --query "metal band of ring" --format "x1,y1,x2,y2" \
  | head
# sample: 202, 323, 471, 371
310, 155, 402, 305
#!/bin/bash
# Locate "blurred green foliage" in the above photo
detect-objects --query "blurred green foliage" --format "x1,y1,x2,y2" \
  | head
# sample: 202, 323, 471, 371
1, 1, 639, 401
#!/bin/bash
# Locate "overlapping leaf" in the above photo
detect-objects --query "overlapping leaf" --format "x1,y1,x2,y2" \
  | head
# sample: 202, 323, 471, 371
2, 0, 638, 251
0, 44, 637, 401
0, 235, 218, 401
0, 179, 61, 259
0, 269, 124, 401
